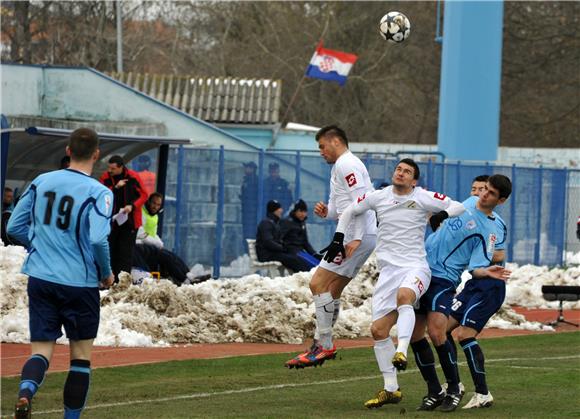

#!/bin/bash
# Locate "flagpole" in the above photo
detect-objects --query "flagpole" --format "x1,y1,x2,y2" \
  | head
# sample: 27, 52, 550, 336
280, 73, 308, 128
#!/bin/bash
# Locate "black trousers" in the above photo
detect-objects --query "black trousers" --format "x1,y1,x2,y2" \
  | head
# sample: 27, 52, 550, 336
262, 252, 312, 273
109, 223, 137, 281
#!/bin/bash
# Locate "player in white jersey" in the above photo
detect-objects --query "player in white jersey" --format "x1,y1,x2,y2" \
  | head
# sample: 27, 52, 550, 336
322, 158, 465, 408
285, 125, 377, 369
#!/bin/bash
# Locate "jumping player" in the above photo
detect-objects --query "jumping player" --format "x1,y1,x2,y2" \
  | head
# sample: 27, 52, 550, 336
321, 158, 465, 408
410, 174, 512, 412
7, 128, 114, 418
285, 125, 377, 369
447, 174, 512, 409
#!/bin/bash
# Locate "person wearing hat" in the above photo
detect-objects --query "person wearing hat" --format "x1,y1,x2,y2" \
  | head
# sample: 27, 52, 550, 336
264, 162, 293, 214
240, 161, 259, 245
255, 200, 312, 273
281, 199, 320, 268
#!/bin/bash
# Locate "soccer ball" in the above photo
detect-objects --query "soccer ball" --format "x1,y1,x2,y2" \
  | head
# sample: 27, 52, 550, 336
379, 11, 411, 43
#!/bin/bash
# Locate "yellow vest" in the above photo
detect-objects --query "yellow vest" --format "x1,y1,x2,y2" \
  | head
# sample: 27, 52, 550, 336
142, 207, 158, 237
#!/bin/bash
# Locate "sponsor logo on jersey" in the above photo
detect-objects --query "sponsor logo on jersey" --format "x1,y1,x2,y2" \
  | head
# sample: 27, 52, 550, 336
487, 233, 497, 254
406, 201, 417, 209
333, 254, 343, 265
345, 173, 357, 187
357, 194, 366, 203
433, 192, 447, 201
104, 195, 111, 213
465, 219, 477, 230
415, 277, 424, 292
449, 218, 463, 231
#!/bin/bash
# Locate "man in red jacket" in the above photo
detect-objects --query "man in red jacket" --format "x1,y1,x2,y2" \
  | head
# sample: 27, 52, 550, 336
100, 155, 148, 282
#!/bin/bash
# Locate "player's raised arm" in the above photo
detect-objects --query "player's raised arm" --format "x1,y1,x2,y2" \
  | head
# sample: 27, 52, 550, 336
420, 190, 465, 231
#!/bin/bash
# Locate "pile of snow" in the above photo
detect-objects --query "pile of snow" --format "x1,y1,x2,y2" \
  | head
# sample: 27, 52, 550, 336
2, 246, 578, 347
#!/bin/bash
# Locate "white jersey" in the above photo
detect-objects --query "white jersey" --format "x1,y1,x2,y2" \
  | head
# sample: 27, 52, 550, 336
328, 151, 377, 241
337, 186, 465, 269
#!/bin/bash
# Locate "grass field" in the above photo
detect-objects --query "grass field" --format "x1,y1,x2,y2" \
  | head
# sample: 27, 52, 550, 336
2, 332, 579, 418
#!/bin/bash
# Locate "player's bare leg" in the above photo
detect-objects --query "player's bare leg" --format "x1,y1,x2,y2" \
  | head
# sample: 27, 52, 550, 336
365, 311, 403, 408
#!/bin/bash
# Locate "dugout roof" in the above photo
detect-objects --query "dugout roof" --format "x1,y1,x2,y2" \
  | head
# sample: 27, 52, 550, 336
1, 125, 193, 202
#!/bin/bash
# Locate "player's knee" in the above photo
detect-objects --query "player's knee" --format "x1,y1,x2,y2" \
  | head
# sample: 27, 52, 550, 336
397, 288, 416, 306
455, 327, 475, 342
428, 328, 447, 346
370, 323, 389, 340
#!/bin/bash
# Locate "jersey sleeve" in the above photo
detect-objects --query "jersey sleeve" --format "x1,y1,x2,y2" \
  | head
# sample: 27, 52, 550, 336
6, 184, 36, 248
494, 217, 507, 250
336, 163, 369, 200
90, 188, 113, 279
336, 191, 376, 237
418, 189, 465, 217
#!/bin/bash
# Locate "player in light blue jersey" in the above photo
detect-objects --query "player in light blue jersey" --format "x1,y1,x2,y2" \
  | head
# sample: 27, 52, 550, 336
7, 128, 113, 419
410, 174, 512, 412
446, 175, 513, 410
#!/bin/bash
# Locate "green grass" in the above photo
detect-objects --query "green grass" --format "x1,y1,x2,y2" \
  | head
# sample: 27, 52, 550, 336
2, 332, 580, 418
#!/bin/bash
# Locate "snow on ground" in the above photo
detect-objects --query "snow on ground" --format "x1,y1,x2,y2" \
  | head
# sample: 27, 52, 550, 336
1, 246, 579, 347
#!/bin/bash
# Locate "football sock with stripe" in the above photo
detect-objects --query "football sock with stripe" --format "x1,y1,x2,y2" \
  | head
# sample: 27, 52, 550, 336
435, 341, 460, 394
63, 359, 91, 419
395, 304, 415, 355
332, 299, 341, 327
411, 338, 442, 395
460, 337, 488, 395
313, 292, 334, 350
374, 337, 399, 392
18, 354, 49, 401
447, 332, 462, 383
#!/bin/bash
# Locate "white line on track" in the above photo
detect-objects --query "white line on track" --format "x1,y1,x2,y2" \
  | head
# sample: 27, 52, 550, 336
20, 354, 580, 416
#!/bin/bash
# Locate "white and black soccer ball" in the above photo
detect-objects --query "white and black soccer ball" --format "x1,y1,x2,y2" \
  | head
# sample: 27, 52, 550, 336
379, 11, 411, 44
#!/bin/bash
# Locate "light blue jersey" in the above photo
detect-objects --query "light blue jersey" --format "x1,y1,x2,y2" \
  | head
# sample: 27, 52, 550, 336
7, 169, 113, 287
463, 196, 507, 250
426, 198, 498, 288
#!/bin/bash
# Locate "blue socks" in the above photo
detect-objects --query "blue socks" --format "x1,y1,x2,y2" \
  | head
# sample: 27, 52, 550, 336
63, 359, 91, 419
18, 354, 49, 401
411, 338, 442, 396
460, 337, 488, 395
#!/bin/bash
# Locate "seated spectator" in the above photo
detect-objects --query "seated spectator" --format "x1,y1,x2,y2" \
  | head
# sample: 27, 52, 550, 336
281, 199, 321, 268
256, 200, 312, 273
132, 243, 210, 286
137, 192, 164, 248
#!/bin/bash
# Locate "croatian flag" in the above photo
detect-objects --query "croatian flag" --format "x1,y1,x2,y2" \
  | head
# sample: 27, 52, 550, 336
305, 42, 358, 86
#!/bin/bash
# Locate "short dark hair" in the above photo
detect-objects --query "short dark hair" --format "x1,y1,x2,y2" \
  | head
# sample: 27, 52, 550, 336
397, 158, 420, 180
315, 125, 349, 147
473, 174, 489, 183
488, 174, 512, 200
68, 128, 99, 161
148, 192, 163, 202
108, 155, 125, 167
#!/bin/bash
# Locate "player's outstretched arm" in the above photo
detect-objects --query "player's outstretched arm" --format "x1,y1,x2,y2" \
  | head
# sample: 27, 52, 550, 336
472, 265, 511, 281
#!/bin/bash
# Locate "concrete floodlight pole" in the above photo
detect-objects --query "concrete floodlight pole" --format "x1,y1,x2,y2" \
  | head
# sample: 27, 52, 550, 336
116, 0, 123, 73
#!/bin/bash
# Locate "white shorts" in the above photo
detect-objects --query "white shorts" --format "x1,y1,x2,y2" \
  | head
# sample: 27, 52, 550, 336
371, 264, 431, 321
316, 234, 376, 279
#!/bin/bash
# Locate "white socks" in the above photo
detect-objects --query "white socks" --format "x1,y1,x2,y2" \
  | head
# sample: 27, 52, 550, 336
313, 292, 334, 350
374, 337, 399, 391
396, 304, 415, 356
314, 298, 341, 343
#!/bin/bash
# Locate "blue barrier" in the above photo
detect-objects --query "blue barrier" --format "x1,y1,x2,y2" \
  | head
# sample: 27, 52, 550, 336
161, 148, 575, 272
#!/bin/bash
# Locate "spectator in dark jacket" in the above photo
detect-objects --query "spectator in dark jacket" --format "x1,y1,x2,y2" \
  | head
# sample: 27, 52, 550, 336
256, 200, 311, 273
281, 199, 317, 256
240, 161, 259, 244
264, 162, 293, 213
100, 155, 148, 281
